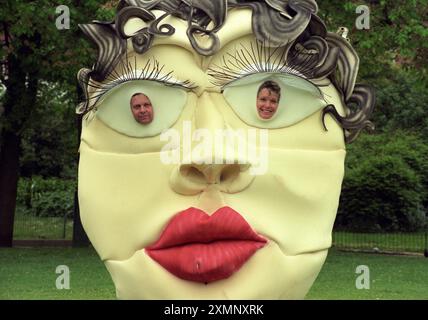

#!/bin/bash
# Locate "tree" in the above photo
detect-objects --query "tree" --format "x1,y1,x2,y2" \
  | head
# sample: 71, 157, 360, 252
318, 0, 428, 80
0, 0, 115, 246
318, 0, 428, 135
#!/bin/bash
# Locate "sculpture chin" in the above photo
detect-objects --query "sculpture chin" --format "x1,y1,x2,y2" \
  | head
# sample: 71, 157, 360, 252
104, 243, 330, 300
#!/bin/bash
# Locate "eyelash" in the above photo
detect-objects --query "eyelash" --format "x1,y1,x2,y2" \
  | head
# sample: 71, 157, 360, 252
82, 56, 196, 113
207, 40, 319, 88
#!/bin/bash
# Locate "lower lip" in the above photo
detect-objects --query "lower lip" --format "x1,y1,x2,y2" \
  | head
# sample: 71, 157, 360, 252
146, 240, 266, 283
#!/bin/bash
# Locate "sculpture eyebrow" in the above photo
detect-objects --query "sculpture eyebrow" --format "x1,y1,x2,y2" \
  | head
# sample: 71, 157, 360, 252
207, 40, 323, 88
78, 55, 197, 115
99, 55, 196, 91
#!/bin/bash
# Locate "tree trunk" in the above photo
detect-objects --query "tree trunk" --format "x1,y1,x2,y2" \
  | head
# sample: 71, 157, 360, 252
0, 130, 20, 246
0, 47, 38, 246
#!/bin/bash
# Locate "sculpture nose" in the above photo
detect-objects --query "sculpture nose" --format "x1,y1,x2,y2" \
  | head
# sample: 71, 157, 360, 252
169, 92, 256, 195
170, 161, 254, 195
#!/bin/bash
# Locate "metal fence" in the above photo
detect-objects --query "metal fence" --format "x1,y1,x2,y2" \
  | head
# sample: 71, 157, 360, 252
13, 218, 428, 256
12, 205, 428, 256
13, 177, 75, 242
13, 209, 73, 241
333, 231, 427, 256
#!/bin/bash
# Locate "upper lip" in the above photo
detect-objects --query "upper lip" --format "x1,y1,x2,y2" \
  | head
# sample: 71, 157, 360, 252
146, 207, 267, 250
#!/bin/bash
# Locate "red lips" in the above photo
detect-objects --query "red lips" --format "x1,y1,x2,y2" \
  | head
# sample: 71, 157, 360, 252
145, 207, 267, 283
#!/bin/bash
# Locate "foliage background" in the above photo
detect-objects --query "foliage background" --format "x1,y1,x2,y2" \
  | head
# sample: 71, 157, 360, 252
1, 0, 427, 233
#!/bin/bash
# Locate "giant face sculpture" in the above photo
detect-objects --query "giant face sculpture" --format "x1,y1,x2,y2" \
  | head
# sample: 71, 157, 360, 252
77, 0, 374, 299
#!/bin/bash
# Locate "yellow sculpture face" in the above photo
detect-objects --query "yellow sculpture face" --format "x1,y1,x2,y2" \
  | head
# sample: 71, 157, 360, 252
79, 9, 346, 299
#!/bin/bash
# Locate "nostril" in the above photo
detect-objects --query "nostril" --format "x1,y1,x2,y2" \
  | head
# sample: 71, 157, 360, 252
180, 165, 206, 184
219, 165, 240, 184
179, 164, 242, 185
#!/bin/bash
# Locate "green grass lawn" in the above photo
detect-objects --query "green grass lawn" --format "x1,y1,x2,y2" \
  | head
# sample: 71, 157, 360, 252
306, 250, 428, 300
0, 247, 427, 300
0, 247, 115, 300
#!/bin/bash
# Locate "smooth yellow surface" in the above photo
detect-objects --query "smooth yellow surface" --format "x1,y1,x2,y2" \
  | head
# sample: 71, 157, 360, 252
79, 9, 347, 299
